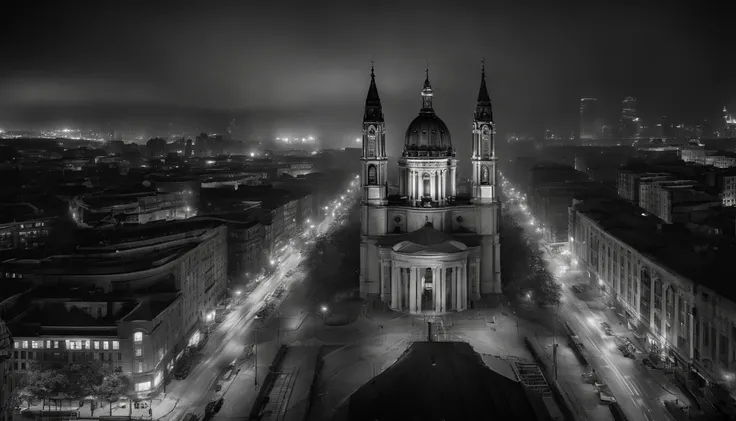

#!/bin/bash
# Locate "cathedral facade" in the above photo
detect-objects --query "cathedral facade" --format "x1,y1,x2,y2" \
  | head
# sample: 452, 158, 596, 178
359, 64, 501, 314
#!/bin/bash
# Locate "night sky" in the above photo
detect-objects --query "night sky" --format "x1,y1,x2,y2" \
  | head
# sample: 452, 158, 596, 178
1, 1, 734, 155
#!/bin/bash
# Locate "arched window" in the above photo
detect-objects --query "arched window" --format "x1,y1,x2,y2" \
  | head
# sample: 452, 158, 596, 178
481, 126, 491, 156
367, 165, 377, 185
423, 172, 431, 197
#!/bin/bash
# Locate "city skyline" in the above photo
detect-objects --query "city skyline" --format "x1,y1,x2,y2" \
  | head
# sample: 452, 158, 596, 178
1, 1, 735, 153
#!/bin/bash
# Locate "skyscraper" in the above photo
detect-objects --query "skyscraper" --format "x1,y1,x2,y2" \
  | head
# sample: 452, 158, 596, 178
620, 96, 638, 138
579, 98, 598, 141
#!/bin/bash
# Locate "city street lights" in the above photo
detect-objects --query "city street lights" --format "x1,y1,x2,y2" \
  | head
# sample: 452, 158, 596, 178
320, 305, 329, 324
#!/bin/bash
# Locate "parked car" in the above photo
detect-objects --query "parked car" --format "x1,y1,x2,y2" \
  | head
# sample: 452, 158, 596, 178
642, 358, 657, 369
599, 322, 613, 335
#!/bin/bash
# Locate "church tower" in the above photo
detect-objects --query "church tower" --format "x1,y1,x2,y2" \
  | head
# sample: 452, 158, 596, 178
360, 64, 389, 297
361, 64, 388, 206
471, 61, 497, 204
471, 61, 502, 293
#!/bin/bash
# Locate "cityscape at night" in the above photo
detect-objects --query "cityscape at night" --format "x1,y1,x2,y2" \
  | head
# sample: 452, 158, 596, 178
2, 1, 736, 421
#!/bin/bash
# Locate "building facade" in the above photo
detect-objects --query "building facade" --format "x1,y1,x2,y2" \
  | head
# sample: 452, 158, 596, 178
579, 97, 599, 141
359, 64, 501, 314
569, 198, 736, 389
4, 223, 228, 394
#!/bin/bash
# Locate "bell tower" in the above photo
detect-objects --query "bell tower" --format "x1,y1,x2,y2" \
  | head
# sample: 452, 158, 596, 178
471, 60, 497, 204
470, 60, 502, 294
361, 63, 388, 206
360, 63, 388, 298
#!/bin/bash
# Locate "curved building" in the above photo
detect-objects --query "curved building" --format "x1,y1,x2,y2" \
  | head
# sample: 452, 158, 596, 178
359, 64, 501, 314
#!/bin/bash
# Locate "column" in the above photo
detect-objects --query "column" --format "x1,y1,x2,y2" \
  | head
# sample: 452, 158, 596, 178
430, 267, 437, 311
430, 172, 436, 202
458, 265, 465, 311
391, 264, 399, 309
418, 174, 423, 201
441, 170, 446, 202
381, 264, 389, 301
409, 266, 417, 313
410, 171, 415, 201
450, 167, 456, 197
440, 268, 446, 312
451, 267, 457, 311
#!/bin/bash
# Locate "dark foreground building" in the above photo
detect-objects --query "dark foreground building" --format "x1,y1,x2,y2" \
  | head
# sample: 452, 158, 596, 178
335, 342, 552, 421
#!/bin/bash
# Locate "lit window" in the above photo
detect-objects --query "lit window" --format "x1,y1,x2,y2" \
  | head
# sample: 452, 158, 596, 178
22, 341, 28, 349
134, 332, 143, 342
112, 341, 119, 350
103, 341, 109, 350
84, 340, 91, 349
31, 341, 39, 349
46, 341, 51, 348
94, 341, 100, 350
135, 348, 143, 357
135, 381, 151, 392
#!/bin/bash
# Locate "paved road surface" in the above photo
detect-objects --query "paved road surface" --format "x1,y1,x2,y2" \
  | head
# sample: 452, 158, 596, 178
503, 181, 677, 421
162, 183, 360, 421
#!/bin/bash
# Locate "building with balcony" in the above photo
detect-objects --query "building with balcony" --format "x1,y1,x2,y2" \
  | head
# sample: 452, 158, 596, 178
569, 197, 736, 390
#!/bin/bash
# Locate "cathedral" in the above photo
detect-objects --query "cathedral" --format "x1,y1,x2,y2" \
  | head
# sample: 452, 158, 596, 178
359, 64, 501, 314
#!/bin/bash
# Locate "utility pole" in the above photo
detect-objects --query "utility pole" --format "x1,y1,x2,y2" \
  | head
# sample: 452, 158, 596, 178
254, 329, 258, 388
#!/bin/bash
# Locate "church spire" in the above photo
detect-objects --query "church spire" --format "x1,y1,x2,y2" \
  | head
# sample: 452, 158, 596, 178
364, 62, 383, 122
421, 64, 434, 112
475, 59, 493, 122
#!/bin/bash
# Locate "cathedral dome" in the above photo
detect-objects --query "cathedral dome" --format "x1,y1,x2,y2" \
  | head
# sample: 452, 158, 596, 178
402, 70, 454, 158
404, 113, 452, 150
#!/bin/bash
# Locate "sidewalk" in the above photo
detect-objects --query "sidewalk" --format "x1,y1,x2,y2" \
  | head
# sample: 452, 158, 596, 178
530, 335, 614, 421
18, 395, 179, 420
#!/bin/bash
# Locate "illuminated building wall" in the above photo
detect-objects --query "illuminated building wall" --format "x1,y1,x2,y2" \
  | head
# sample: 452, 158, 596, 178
579, 98, 599, 141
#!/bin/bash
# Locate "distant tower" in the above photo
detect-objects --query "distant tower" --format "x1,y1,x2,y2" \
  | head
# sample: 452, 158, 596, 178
620, 97, 638, 138
723, 106, 736, 138
184, 139, 193, 158
579, 98, 599, 141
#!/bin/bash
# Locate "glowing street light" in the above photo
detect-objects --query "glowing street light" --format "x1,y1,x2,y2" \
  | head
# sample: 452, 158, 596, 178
355, 137, 361, 143
235, 290, 242, 297
270, 259, 275, 266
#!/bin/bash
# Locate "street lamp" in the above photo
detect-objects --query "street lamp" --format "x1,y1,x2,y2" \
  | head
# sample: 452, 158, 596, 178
320, 305, 329, 324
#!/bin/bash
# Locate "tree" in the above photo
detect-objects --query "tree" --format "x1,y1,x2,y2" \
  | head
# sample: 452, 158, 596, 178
539, 277, 563, 307
94, 373, 129, 416
20, 364, 69, 412
63, 362, 107, 415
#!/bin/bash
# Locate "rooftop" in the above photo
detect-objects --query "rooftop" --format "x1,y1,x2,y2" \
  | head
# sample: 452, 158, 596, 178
77, 218, 223, 246
574, 197, 736, 300
3, 243, 199, 277
341, 342, 550, 421
121, 293, 180, 322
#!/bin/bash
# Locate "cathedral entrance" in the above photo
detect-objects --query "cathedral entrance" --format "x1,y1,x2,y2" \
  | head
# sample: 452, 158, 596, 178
421, 268, 434, 312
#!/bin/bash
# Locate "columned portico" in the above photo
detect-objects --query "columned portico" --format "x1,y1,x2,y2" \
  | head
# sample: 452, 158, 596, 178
386, 262, 472, 314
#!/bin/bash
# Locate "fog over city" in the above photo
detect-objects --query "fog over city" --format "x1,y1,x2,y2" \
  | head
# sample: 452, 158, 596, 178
3, 2, 736, 421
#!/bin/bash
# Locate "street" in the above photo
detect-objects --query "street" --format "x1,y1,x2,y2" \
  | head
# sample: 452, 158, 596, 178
160, 176, 361, 421
500, 175, 687, 421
